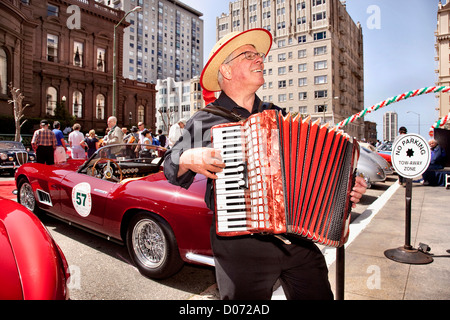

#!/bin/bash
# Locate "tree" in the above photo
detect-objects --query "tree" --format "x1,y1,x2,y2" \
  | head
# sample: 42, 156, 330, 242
7, 83, 29, 142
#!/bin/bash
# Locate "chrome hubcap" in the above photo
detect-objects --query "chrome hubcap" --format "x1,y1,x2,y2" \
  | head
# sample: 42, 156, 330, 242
19, 182, 35, 211
132, 219, 166, 268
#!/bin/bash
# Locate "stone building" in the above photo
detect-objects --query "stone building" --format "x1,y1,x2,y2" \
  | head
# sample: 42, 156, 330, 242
0, 0, 157, 134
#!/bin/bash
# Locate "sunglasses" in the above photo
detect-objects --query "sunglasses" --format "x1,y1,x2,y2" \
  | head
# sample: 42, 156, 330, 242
225, 51, 266, 64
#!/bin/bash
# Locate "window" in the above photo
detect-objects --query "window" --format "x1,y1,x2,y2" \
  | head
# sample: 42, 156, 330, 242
97, 48, 106, 72
313, 12, 326, 21
314, 31, 327, 41
278, 94, 287, 102
315, 90, 328, 98
72, 90, 83, 118
314, 46, 327, 56
96, 94, 105, 120
138, 105, 145, 124
0, 48, 7, 95
47, 4, 59, 17
47, 34, 59, 62
299, 106, 307, 114
278, 80, 286, 88
278, 66, 286, 75
45, 87, 57, 116
298, 35, 306, 43
298, 49, 306, 58
298, 77, 307, 86
314, 60, 327, 70
278, 53, 286, 61
298, 92, 307, 100
73, 41, 83, 67
298, 63, 307, 72
314, 75, 327, 84
315, 105, 327, 113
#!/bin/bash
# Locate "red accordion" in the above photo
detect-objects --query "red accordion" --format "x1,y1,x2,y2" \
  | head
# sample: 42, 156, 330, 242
211, 110, 360, 247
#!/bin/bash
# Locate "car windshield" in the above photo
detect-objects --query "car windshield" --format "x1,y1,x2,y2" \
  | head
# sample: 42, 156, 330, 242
0, 141, 26, 150
377, 142, 392, 152
78, 143, 167, 182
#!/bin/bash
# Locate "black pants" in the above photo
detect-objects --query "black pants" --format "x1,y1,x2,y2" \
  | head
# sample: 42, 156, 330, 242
36, 145, 55, 165
211, 228, 334, 300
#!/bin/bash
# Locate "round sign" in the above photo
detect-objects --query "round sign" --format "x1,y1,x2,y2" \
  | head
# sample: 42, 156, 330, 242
72, 182, 92, 217
391, 134, 431, 178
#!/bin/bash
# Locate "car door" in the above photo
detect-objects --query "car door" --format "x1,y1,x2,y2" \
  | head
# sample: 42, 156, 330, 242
58, 171, 118, 227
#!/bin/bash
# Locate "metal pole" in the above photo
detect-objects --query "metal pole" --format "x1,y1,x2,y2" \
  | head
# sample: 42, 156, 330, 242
336, 246, 345, 300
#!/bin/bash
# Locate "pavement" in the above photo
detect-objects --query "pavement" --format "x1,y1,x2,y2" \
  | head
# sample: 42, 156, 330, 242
2, 175, 450, 300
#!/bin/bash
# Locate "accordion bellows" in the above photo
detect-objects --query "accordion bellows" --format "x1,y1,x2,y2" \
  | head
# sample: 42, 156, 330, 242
211, 110, 360, 247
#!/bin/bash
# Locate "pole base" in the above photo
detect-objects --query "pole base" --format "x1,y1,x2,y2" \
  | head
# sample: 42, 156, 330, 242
384, 247, 433, 265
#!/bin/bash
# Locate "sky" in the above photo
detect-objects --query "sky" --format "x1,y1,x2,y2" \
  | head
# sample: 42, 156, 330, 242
181, 0, 442, 140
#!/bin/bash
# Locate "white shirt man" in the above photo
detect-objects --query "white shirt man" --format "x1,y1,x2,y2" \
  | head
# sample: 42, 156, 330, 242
168, 119, 186, 148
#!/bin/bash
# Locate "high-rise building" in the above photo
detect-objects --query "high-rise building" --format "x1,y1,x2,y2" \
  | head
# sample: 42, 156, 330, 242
216, 0, 364, 138
383, 111, 398, 142
104, 0, 204, 83
436, 0, 450, 127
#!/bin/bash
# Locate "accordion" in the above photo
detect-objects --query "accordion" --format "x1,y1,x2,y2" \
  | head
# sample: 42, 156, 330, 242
211, 110, 360, 247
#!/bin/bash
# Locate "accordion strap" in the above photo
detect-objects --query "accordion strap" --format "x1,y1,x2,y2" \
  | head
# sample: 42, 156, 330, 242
199, 102, 274, 122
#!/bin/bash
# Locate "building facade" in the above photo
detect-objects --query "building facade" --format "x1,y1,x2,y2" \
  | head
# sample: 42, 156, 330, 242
383, 111, 398, 142
216, 0, 364, 139
104, 0, 204, 83
155, 76, 205, 132
0, 0, 157, 135
436, 0, 450, 128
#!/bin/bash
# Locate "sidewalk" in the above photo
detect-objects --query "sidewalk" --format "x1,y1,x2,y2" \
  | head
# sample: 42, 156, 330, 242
326, 181, 450, 300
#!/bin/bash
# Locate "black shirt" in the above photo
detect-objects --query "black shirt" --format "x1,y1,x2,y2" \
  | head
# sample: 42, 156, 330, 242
163, 92, 284, 209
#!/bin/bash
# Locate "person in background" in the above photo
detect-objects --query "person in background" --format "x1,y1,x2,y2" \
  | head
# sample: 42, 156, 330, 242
157, 129, 168, 148
168, 118, 186, 148
421, 139, 447, 186
31, 119, 56, 165
68, 123, 85, 159
52, 121, 67, 163
81, 130, 100, 159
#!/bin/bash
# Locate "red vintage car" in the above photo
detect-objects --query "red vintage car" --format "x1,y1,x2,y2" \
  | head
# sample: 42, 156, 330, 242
15, 144, 214, 280
0, 197, 70, 300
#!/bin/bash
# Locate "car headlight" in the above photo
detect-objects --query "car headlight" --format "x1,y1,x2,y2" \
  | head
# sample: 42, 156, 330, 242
29, 155, 35, 161
0, 153, 7, 160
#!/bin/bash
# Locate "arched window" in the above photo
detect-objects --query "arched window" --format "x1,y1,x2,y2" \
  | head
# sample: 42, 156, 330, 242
138, 105, 145, 124
46, 87, 58, 116
96, 94, 105, 120
72, 90, 83, 118
0, 48, 7, 95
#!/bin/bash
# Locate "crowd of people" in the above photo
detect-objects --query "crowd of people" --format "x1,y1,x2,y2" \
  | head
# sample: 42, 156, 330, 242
31, 116, 172, 165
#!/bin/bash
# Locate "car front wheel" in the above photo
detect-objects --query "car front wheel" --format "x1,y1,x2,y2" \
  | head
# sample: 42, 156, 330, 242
17, 179, 38, 213
126, 212, 184, 279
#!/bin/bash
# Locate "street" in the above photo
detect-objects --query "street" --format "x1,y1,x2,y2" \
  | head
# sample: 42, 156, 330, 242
0, 173, 397, 300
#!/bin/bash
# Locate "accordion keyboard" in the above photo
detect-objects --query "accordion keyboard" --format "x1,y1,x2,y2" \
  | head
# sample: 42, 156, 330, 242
212, 125, 250, 232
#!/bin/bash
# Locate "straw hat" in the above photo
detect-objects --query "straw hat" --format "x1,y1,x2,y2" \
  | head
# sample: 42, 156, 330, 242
200, 28, 272, 92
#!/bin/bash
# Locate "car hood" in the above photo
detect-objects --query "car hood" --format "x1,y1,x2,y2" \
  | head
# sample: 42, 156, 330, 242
0, 220, 24, 300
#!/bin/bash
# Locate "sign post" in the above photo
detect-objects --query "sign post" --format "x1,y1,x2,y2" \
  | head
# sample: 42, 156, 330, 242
384, 134, 433, 264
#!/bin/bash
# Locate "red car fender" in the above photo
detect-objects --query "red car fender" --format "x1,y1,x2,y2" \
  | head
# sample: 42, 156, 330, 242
0, 219, 23, 300
0, 198, 69, 300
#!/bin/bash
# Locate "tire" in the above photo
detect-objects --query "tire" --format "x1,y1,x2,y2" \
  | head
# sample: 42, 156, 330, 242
17, 178, 38, 214
126, 212, 184, 279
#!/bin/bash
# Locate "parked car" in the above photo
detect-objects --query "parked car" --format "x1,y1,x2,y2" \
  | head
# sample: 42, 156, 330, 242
377, 141, 392, 165
0, 197, 70, 300
356, 149, 386, 189
361, 146, 393, 175
0, 141, 35, 174
15, 144, 214, 280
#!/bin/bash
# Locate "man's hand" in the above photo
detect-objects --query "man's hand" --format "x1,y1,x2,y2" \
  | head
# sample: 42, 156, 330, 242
178, 148, 226, 179
350, 176, 367, 208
